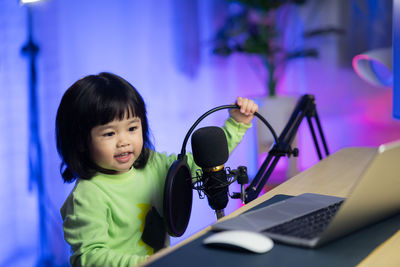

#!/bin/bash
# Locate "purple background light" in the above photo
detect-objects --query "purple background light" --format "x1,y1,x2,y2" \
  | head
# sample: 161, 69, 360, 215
1, 1, 399, 266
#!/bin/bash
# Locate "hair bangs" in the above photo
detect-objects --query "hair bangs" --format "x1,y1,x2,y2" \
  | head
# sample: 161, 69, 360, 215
103, 99, 138, 123
90, 88, 141, 127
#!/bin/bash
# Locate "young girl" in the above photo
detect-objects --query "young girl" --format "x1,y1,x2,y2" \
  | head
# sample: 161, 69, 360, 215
56, 72, 258, 267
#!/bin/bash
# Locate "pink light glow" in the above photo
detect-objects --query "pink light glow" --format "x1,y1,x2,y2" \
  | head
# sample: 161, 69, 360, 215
352, 54, 372, 78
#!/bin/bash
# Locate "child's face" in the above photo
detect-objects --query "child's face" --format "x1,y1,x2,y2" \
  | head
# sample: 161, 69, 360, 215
89, 114, 143, 174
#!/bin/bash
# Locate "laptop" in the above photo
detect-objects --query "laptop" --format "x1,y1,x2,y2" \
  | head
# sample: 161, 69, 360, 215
212, 140, 400, 248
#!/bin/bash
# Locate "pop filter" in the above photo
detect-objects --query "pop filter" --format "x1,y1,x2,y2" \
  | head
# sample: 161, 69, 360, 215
163, 155, 193, 237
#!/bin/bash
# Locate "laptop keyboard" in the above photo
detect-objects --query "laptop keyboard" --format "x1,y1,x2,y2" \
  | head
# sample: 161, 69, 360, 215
263, 200, 344, 239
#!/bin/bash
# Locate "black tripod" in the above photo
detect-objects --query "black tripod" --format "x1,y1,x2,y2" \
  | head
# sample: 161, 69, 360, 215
244, 94, 330, 203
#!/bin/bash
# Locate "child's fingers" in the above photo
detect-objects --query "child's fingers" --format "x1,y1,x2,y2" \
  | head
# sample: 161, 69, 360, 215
235, 96, 243, 107
234, 97, 258, 116
249, 100, 258, 114
239, 98, 249, 114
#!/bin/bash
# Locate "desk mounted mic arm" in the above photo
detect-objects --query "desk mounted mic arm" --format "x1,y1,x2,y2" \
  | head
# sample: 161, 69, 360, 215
244, 94, 330, 203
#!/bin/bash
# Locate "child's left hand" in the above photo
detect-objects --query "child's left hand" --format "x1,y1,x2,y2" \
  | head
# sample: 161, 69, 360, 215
229, 97, 258, 125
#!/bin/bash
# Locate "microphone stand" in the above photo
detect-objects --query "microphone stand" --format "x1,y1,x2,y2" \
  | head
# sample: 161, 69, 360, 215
216, 210, 225, 219
244, 94, 329, 203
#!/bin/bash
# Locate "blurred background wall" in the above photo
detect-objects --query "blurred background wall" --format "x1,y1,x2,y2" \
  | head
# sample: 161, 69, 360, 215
0, 0, 399, 266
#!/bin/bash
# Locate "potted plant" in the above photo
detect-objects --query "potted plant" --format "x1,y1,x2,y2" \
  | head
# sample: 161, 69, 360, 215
213, 0, 341, 97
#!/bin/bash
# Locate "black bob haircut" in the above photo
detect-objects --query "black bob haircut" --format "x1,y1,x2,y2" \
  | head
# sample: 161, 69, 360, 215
55, 72, 154, 183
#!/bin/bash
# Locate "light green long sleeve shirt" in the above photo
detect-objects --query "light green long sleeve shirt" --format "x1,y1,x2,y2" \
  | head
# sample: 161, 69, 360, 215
60, 117, 251, 267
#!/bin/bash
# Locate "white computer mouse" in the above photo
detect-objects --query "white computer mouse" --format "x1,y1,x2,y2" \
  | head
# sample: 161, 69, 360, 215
203, 230, 274, 254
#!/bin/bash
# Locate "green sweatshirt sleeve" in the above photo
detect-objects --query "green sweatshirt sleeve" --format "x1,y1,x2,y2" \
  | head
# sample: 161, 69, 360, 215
222, 116, 252, 154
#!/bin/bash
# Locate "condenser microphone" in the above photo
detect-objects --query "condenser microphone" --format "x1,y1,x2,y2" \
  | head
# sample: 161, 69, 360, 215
191, 126, 229, 219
